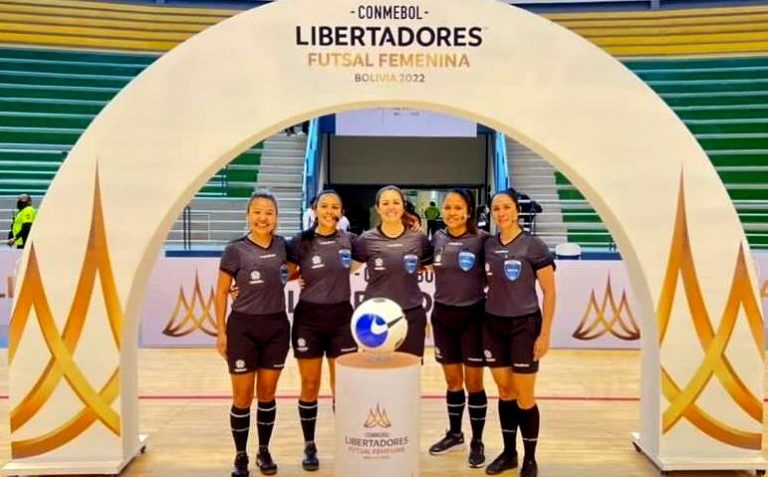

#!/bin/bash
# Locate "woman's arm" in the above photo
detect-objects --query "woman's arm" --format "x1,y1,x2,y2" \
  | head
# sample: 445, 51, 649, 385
534, 264, 556, 360
350, 260, 364, 274
214, 270, 233, 359
287, 262, 301, 281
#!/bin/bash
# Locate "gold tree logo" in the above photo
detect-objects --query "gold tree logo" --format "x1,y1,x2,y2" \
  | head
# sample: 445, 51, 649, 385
364, 404, 392, 428
162, 271, 218, 337
9, 170, 123, 458
572, 274, 640, 341
658, 176, 763, 449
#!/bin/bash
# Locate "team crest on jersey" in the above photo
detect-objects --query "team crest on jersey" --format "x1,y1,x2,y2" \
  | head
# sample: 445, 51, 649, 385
403, 254, 418, 274
504, 259, 522, 281
458, 251, 475, 272
280, 264, 289, 284
249, 270, 263, 284
339, 248, 352, 268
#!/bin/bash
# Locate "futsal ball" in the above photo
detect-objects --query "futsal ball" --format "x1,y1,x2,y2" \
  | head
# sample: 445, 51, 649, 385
351, 298, 408, 354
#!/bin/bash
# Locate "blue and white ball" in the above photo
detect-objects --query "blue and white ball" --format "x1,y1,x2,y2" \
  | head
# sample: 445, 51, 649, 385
351, 298, 408, 354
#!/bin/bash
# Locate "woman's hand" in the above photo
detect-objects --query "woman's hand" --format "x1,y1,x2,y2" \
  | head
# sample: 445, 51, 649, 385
533, 334, 550, 361
216, 333, 228, 360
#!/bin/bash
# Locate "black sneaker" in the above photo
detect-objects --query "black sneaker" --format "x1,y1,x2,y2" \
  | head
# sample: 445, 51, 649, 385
231, 451, 249, 477
485, 452, 518, 475
520, 459, 538, 477
302, 442, 319, 471
429, 431, 465, 455
468, 439, 486, 468
256, 448, 277, 476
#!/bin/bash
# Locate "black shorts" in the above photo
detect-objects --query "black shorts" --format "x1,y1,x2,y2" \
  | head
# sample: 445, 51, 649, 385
226, 311, 290, 374
397, 306, 428, 358
292, 300, 358, 359
432, 301, 485, 367
483, 310, 542, 374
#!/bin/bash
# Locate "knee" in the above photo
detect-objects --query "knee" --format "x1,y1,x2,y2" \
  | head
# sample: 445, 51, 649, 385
257, 388, 276, 402
517, 394, 536, 409
257, 381, 278, 402
465, 380, 484, 394
301, 377, 321, 399
445, 375, 463, 391
497, 387, 516, 400
232, 390, 254, 408
464, 371, 484, 393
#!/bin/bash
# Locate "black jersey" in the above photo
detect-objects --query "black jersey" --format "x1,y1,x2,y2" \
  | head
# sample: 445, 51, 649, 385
288, 230, 356, 305
431, 229, 488, 307
219, 235, 289, 315
484, 232, 554, 317
353, 227, 433, 310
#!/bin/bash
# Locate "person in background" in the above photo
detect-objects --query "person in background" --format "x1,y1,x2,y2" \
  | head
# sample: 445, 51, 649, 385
302, 196, 317, 231
424, 200, 441, 238
476, 204, 490, 233
6, 194, 36, 249
516, 192, 542, 234
337, 213, 350, 232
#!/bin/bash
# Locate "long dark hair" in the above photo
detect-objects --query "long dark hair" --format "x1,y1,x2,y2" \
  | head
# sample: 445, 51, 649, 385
445, 188, 478, 235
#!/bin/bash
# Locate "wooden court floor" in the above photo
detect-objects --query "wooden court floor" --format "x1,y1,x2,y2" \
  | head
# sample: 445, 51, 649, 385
0, 349, 765, 477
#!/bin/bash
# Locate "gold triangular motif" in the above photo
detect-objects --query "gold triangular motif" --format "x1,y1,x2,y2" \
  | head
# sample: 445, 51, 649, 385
658, 173, 763, 449
9, 166, 123, 458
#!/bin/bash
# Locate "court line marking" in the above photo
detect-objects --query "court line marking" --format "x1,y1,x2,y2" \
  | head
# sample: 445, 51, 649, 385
2, 394, 765, 402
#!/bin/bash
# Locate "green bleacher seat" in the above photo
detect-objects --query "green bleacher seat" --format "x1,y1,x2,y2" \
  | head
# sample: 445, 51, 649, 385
555, 56, 768, 248
0, 46, 262, 198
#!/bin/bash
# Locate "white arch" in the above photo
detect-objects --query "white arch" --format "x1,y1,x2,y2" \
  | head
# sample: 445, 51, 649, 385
5, 0, 763, 473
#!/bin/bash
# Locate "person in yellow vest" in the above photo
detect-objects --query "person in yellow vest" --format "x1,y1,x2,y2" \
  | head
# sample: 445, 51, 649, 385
424, 200, 441, 238
7, 194, 36, 249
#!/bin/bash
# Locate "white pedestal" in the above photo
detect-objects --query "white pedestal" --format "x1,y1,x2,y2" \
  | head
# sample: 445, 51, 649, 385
631, 433, 767, 475
2, 434, 148, 477
335, 352, 421, 477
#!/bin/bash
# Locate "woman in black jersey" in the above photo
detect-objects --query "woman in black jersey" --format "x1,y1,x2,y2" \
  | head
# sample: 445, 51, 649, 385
483, 190, 555, 477
287, 190, 359, 472
215, 191, 296, 477
352, 185, 433, 357
427, 189, 489, 468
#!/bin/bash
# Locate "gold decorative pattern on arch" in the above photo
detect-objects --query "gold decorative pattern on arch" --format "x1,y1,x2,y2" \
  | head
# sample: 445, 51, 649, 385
162, 270, 218, 338
572, 273, 640, 341
658, 175, 764, 449
8, 169, 123, 458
